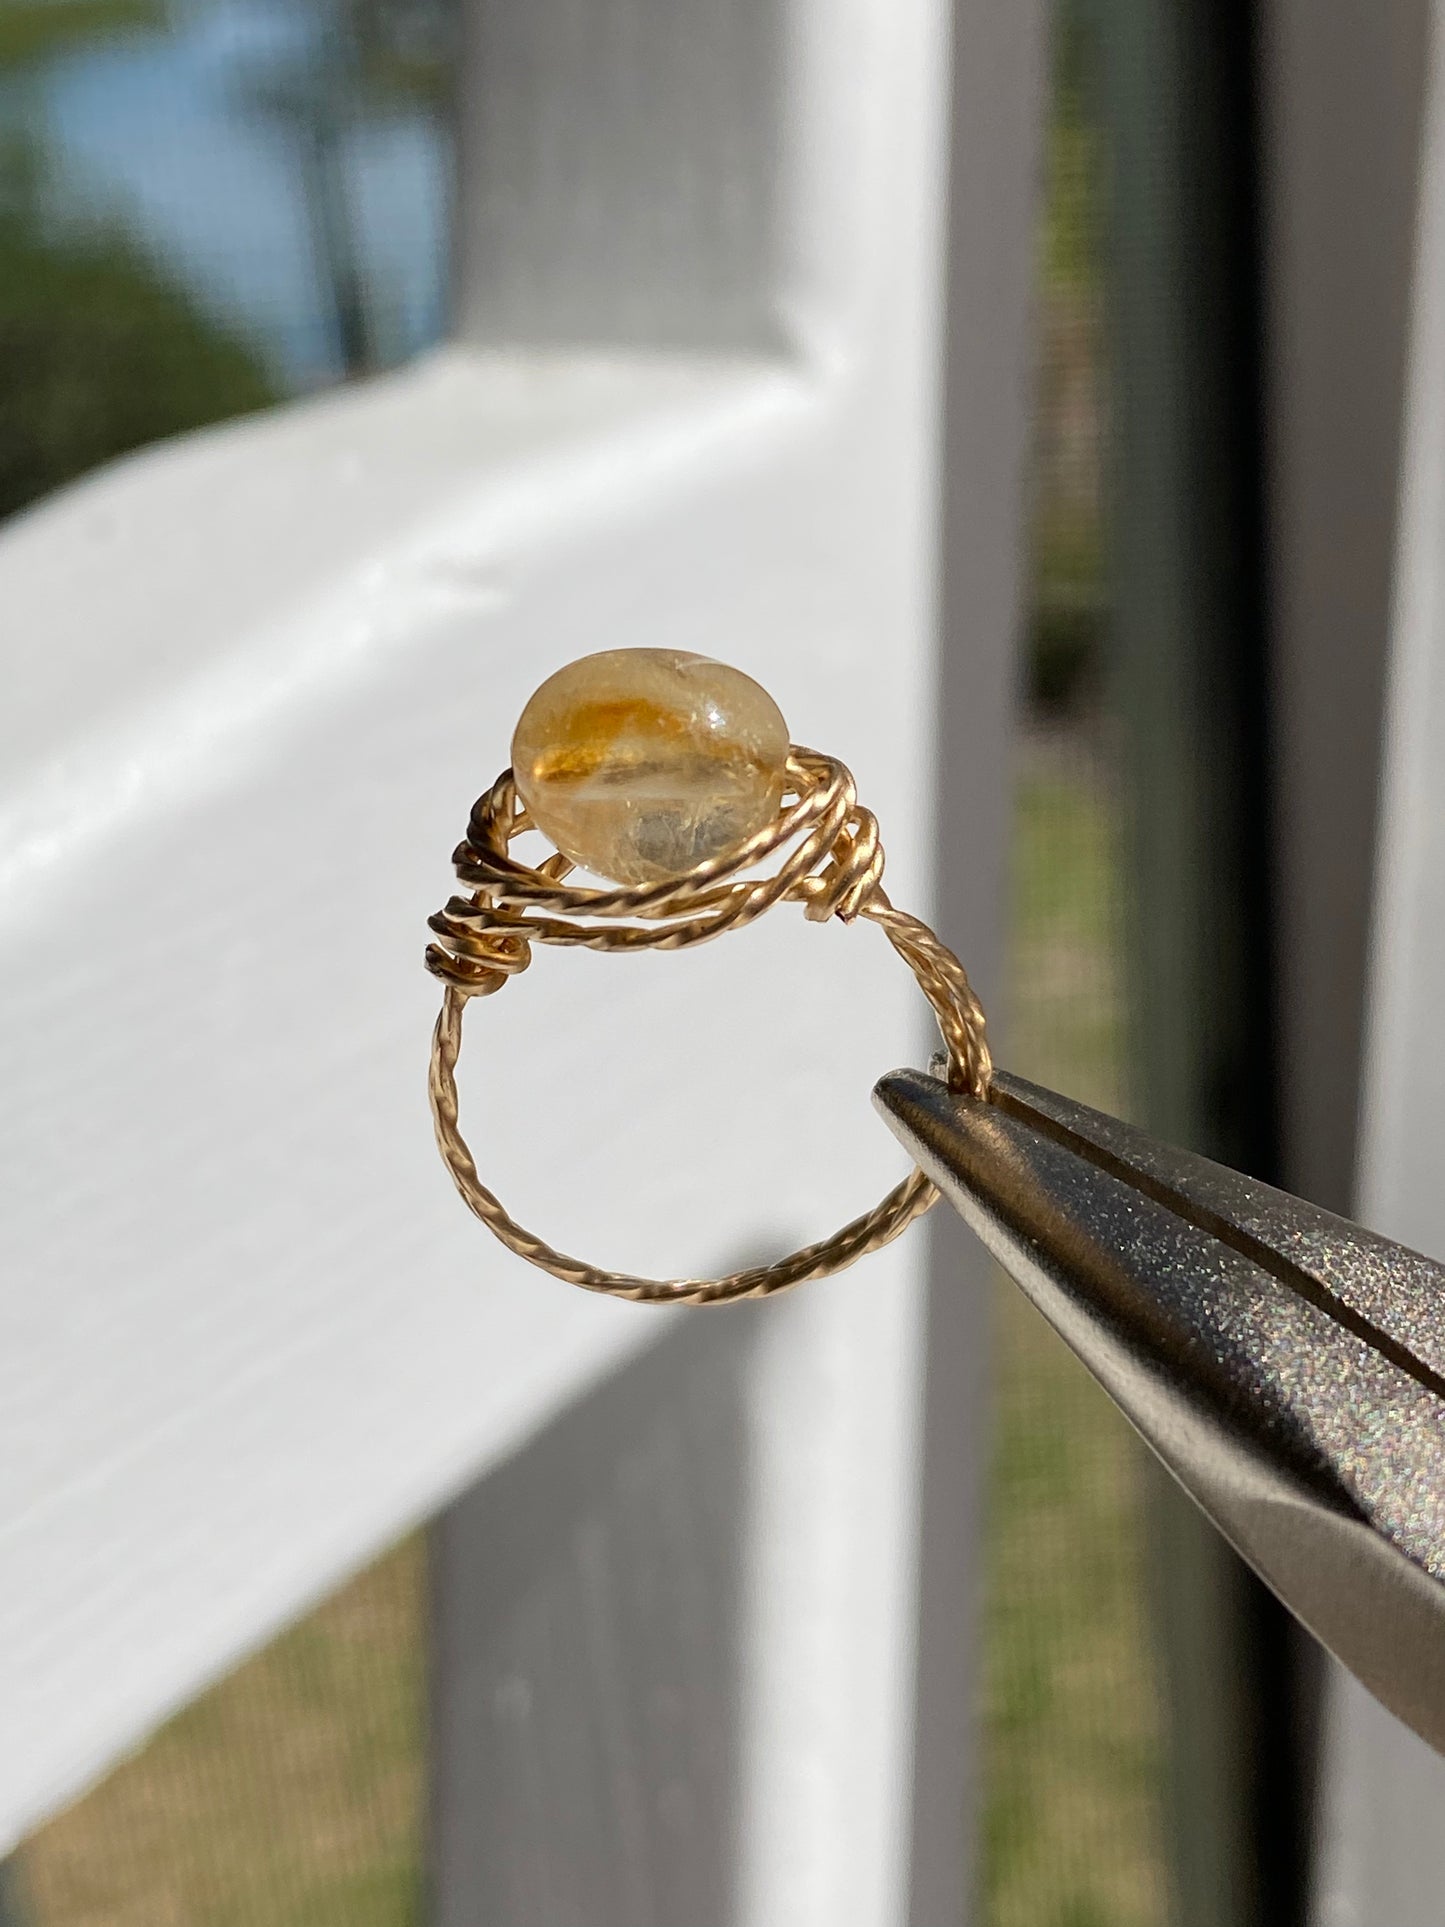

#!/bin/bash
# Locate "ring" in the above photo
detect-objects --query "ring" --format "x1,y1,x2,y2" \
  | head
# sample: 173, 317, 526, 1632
425, 648, 991, 1306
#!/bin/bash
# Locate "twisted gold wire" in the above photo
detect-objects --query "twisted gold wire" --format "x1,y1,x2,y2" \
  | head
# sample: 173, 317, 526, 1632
426, 749, 991, 1306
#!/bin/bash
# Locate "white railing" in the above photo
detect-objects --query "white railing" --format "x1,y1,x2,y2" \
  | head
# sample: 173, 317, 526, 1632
1314, 4, 1445, 1922
0, 0, 1045, 1919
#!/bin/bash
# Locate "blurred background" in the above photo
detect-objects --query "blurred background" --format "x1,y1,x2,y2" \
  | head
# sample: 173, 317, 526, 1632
0, 0, 1423, 1922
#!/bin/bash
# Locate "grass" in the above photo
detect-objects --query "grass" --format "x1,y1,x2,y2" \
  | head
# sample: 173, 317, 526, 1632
0, 0, 164, 71
12, 732, 1166, 1927
983, 728, 1168, 1927
15, 1540, 426, 1927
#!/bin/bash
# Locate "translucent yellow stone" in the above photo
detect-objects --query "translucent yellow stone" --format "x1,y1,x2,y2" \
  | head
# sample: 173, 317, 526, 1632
511, 648, 791, 885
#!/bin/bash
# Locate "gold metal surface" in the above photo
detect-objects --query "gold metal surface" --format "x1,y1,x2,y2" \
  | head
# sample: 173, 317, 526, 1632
426, 747, 990, 1305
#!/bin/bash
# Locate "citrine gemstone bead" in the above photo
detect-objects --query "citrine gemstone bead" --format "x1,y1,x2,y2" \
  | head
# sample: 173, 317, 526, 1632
511, 648, 791, 885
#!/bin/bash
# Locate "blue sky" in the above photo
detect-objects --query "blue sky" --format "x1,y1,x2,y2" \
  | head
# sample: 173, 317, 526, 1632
17, 0, 450, 387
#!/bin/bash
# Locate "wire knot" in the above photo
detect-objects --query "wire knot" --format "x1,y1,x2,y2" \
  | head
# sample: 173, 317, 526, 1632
425, 912, 532, 997
791, 804, 885, 922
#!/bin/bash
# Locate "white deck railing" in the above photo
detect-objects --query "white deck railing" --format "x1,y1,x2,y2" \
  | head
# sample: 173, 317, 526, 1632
0, 0, 1045, 1919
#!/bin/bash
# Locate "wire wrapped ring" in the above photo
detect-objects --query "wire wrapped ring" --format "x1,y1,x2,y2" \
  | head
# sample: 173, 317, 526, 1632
426, 747, 990, 1306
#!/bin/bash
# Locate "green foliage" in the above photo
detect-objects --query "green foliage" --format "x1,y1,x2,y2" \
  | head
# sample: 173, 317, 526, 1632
0, 0, 166, 69
984, 755, 1167, 1927
0, 197, 277, 522
345, 0, 454, 110
18, 1537, 425, 1925
0, 3, 280, 524
1029, 0, 1108, 716
1042, 0, 1104, 304
238, 0, 454, 121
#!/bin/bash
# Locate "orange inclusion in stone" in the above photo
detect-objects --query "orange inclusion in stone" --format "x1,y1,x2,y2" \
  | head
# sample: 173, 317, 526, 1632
511, 648, 791, 885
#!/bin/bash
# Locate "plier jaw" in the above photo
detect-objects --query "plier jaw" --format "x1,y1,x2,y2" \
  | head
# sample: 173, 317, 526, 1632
874, 1066, 1445, 1757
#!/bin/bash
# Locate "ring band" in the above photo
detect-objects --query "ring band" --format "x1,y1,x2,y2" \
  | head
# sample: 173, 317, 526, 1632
426, 721, 991, 1307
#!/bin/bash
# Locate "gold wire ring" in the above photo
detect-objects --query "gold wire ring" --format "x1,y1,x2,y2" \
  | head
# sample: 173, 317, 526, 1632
426, 748, 991, 1306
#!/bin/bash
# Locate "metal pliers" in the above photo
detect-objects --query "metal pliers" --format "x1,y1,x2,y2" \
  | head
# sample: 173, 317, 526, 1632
874, 1066, 1445, 1755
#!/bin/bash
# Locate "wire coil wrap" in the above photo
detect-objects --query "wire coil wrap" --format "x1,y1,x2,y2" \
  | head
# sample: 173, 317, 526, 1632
426, 748, 990, 1305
